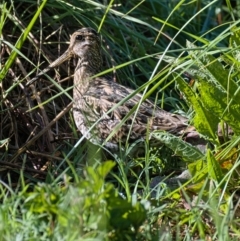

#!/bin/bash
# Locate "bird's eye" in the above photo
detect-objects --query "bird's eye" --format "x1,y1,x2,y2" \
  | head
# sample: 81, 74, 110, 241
76, 35, 83, 41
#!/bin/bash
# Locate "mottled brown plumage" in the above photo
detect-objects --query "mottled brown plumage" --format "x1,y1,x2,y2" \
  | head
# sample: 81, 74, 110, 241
28, 27, 194, 151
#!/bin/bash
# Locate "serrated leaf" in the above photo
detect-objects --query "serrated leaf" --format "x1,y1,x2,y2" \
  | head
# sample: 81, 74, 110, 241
187, 41, 240, 134
197, 80, 240, 134
175, 74, 218, 140
151, 131, 204, 162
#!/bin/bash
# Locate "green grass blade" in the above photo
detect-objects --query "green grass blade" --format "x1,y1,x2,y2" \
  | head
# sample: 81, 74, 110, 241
0, 0, 47, 82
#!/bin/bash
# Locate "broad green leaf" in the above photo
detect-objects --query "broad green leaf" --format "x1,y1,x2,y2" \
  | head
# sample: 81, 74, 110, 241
151, 131, 204, 162
106, 189, 146, 230
188, 159, 208, 183
175, 74, 218, 140
187, 41, 240, 134
96, 160, 116, 179
207, 149, 224, 183
197, 80, 240, 134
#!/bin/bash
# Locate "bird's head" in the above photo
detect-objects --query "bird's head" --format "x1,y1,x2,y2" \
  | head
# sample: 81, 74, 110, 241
70, 28, 101, 60
26, 27, 102, 86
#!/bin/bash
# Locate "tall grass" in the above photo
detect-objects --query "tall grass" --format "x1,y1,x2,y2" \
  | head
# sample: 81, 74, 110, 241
0, 0, 240, 240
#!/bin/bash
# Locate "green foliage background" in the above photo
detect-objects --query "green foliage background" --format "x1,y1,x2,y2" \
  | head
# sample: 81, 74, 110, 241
1, 0, 240, 240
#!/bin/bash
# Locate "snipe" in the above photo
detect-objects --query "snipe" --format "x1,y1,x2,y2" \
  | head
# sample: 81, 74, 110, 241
27, 27, 198, 152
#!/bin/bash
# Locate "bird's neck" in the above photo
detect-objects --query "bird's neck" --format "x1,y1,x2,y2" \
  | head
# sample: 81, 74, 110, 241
74, 56, 102, 91
75, 53, 102, 76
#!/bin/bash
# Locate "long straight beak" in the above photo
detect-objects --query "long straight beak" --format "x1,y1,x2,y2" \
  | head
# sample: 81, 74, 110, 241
26, 49, 73, 86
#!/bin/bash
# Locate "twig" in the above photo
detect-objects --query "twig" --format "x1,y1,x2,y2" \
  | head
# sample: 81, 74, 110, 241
26, 150, 63, 161
0, 160, 47, 175
9, 102, 73, 162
